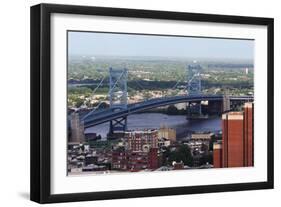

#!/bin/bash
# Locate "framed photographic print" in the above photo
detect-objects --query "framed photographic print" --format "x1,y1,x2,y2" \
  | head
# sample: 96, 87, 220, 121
30, 3, 274, 203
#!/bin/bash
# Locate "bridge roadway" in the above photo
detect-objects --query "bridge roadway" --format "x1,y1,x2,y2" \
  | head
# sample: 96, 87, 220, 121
82, 94, 253, 129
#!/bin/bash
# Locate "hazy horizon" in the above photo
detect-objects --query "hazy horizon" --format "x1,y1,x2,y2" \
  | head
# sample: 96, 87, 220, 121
68, 31, 254, 61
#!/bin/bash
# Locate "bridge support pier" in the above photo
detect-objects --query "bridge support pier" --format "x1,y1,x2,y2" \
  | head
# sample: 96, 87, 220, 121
187, 101, 202, 118
222, 95, 230, 112
109, 116, 127, 135
206, 100, 222, 115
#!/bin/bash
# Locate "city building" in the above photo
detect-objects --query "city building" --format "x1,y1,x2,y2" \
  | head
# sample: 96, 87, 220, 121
158, 137, 171, 148
219, 102, 253, 168
187, 141, 208, 155
172, 161, 184, 170
245, 67, 249, 75
188, 132, 213, 154
191, 132, 214, 141
111, 149, 128, 170
84, 132, 97, 142
125, 129, 158, 152
85, 154, 98, 166
127, 151, 149, 171
243, 102, 254, 166
112, 146, 160, 171
213, 142, 222, 168
69, 112, 85, 143
148, 148, 159, 169
158, 126, 176, 142
112, 149, 150, 172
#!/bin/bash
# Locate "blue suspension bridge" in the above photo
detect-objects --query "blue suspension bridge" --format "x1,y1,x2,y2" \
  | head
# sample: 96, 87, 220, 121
74, 64, 253, 134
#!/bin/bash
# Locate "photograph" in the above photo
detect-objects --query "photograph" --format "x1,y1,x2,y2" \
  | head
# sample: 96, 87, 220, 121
30, 3, 274, 203
66, 31, 254, 175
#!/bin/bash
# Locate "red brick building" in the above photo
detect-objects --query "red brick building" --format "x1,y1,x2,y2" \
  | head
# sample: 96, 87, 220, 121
213, 142, 222, 168
111, 150, 128, 170
243, 102, 253, 166
148, 148, 158, 169
112, 148, 160, 171
127, 151, 148, 171
217, 102, 254, 168
173, 161, 184, 170
125, 129, 158, 152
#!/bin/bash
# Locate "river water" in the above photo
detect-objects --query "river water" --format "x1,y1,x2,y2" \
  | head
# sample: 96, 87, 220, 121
85, 113, 222, 140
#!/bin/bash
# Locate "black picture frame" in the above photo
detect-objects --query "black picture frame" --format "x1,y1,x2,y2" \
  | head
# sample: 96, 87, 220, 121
30, 3, 274, 204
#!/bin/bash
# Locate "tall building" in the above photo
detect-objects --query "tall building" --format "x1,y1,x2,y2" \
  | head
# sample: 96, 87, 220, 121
243, 102, 254, 166
158, 126, 176, 142
220, 102, 253, 168
69, 113, 85, 143
245, 67, 249, 75
125, 129, 158, 152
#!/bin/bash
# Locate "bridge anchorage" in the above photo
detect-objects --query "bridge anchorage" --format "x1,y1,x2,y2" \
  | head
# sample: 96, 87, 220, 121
108, 67, 128, 135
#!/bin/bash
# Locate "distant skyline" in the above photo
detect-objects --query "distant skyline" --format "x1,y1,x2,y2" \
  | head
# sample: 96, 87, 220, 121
68, 31, 254, 60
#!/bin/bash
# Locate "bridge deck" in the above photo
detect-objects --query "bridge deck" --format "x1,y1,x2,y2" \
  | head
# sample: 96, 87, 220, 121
80, 95, 253, 129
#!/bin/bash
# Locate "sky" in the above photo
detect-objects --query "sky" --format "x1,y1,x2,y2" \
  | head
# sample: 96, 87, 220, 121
68, 31, 254, 60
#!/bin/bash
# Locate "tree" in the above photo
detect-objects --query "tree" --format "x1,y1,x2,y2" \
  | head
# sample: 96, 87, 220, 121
161, 146, 171, 166
74, 98, 84, 108
168, 145, 194, 167
201, 143, 209, 153
167, 105, 179, 115
199, 153, 213, 165
209, 134, 221, 151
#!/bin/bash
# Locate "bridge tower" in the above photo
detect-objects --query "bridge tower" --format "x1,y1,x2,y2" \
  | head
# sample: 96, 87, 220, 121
187, 64, 202, 95
108, 67, 128, 134
186, 63, 202, 117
